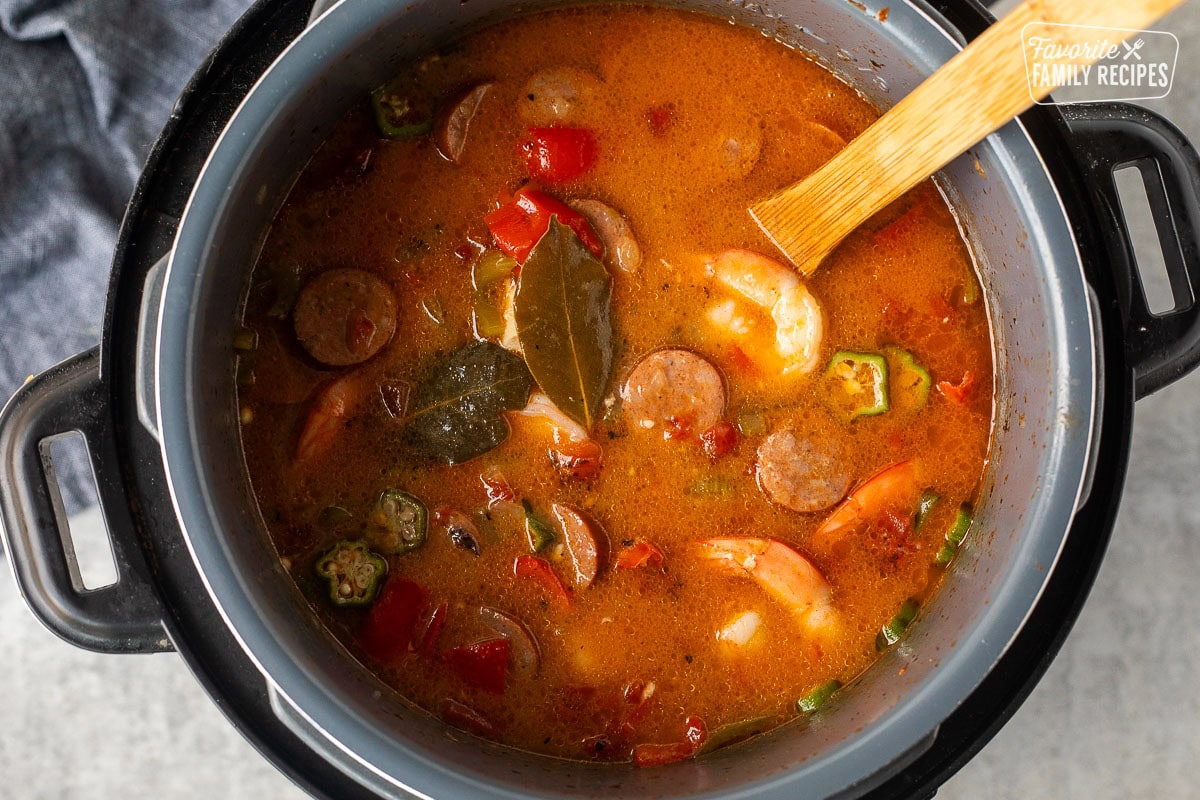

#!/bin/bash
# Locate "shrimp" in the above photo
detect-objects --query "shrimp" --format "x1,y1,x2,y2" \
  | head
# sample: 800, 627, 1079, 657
295, 374, 361, 463
513, 391, 588, 443
512, 392, 604, 482
704, 249, 824, 376
814, 460, 919, 542
697, 537, 835, 635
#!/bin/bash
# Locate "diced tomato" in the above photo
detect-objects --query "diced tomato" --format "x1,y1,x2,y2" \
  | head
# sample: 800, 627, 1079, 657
877, 508, 913, 540
484, 186, 604, 264
700, 421, 738, 459
440, 698, 498, 736
873, 201, 927, 246
928, 293, 958, 324
645, 103, 676, 137
359, 578, 428, 663
518, 127, 598, 184
632, 716, 707, 767
664, 413, 697, 441
727, 345, 758, 375
418, 601, 449, 657
615, 541, 665, 571
936, 370, 975, 404
345, 307, 377, 355
514, 555, 572, 605
443, 638, 510, 694
480, 469, 516, 507
619, 681, 657, 736
549, 438, 603, 483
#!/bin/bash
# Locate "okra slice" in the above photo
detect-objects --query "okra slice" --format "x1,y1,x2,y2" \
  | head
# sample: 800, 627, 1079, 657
824, 351, 889, 420
315, 540, 387, 606
371, 490, 429, 555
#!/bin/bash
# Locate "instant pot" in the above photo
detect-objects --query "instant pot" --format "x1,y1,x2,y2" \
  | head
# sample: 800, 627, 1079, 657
2, 0, 1198, 797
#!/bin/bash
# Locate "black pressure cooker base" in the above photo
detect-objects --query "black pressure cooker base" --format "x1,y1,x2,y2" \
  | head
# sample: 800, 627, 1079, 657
95, 0, 1136, 797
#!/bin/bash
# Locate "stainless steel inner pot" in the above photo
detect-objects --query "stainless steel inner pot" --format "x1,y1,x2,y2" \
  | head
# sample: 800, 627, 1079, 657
153, 0, 1097, 797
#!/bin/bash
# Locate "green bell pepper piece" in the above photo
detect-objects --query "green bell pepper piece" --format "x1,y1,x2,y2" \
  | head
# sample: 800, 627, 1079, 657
914, 490, 940, 531
934, 504, 974, 566
522, 499, 557, 552
798, 679, 843, 714
875, 599, 920, 651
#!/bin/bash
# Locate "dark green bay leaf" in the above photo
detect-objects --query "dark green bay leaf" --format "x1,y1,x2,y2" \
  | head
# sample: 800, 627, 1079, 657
406, 341, 534, 464
514, 217, 614, 429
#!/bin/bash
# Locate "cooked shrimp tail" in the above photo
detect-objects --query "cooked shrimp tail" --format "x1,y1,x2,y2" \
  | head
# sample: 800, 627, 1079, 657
704, 249, 824, 375
697, 537, 835, 634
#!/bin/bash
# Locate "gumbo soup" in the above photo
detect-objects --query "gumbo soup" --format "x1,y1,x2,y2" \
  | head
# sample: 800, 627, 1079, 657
236, 5, 992, 765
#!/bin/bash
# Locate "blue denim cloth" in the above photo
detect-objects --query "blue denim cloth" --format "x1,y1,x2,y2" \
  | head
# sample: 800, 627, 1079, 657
0, 0, 251, 511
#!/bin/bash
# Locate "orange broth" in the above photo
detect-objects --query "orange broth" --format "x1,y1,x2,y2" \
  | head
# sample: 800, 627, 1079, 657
237, 5, 993, 763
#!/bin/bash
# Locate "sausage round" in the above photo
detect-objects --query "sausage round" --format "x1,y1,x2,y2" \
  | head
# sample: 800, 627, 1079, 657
293, 268, 397, 366
620, 349, 726, 436
566, 198, 642, 273
755, 429, 850, 513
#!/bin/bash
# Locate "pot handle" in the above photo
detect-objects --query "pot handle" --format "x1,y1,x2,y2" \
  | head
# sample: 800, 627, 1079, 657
1060, 101, 1200, 399
0, 348, 171, 653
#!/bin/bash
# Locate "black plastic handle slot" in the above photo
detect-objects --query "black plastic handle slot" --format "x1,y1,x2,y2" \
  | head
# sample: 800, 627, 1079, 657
0, 348, 171, 653
1061, 101, 1200, 399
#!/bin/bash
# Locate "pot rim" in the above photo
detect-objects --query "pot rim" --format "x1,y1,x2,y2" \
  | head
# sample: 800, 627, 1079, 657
155, 0, 1098, 797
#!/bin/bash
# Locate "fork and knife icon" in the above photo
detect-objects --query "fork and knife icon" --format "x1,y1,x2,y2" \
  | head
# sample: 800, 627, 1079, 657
1122, 38, 1146, 60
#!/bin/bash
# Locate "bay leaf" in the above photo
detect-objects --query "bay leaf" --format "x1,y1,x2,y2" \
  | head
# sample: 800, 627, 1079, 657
514, 217, 614, 429
406, 340, 534, 464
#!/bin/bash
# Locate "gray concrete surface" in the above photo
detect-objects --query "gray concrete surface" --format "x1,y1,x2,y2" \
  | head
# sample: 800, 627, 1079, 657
3, 4, 1200, 799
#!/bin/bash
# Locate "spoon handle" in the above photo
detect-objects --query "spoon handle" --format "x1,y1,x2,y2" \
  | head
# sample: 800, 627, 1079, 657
750, 0, 1186, 274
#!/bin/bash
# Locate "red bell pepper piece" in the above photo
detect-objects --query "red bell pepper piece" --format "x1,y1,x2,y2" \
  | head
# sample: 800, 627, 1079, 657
484, 186, 604, 264
699, 421, 738, 459
936, 370, 975, 404
359, 578, 428, 663
615, 541, 664, 571
417, 601, 449, 657
549, 438, 603, 483
632, 716, 707, 767
514, 555, 572, 605
518, 127, 598, 184
443, 638, 511, 694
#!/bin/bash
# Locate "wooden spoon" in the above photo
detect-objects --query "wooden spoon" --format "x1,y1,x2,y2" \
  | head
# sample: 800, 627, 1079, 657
750, 0, 1186, 274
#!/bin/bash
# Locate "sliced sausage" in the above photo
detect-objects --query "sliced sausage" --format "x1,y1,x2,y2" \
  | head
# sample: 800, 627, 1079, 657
435, 82, 493, 164
755, 429, 850, 513
714, 115, 763, 180
519, 67, 602, 125
479, 607, 541, 677
293, 268, 397, 366
566, 199, 642, 273
552, 503, 609, 587
620, 349, 726, 437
